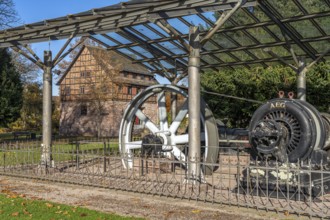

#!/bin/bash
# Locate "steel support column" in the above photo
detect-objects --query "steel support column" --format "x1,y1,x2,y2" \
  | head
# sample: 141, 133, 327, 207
41, 51, 53, 167
188, 27, 201, 182
297, 59, 306, 101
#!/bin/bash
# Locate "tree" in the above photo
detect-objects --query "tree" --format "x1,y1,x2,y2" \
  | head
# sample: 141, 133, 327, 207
0, 0, 19, 29
8, 83, 42, 131
9, 82, 61, 133
201, 63, 330, 128
20, 83, 42, 130
0, 1, 39, 83
10, 49, 40, 83
0, 48, 23, 127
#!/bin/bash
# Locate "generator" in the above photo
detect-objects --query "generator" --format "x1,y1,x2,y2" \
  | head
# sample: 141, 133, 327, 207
241, 98, 330, 198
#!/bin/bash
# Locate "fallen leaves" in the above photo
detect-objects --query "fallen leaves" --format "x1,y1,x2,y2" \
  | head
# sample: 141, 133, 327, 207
19, 194, 26, 198
11, 212, 19, 217
192, 209, 201, 214
46, 202, 54, 208
23, 209, 30, 215
0, 188, 120, 219
1, 189, 19, 199
29, 196, 42, 200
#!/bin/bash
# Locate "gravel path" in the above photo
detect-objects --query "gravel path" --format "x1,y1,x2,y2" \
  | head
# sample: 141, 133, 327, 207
0, 176, 299, 220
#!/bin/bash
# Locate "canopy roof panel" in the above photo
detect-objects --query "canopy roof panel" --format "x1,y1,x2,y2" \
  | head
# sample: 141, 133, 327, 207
0, 0, 329, 74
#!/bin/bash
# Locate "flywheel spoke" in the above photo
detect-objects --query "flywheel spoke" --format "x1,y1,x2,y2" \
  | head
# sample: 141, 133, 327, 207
124, 141, 142, 150
173, 132, 206, 145
171, 146, 187, 162
173, 134, 188, 144
169, 100, 188, 135
135, 109, 159, 134
158, 92, 169, 131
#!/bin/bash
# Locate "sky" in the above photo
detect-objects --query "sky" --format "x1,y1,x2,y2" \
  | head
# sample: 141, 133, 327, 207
13, 0, 128, 96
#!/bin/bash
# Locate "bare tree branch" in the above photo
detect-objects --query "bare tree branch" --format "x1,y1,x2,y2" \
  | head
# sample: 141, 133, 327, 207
0, 0, 20, 29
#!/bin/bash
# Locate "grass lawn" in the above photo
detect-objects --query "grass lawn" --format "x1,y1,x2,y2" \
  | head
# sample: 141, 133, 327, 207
0, 140, 120, 166
0, 192, 143, 220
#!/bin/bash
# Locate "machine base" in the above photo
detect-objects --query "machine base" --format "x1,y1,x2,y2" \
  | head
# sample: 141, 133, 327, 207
237, 162, 330, 200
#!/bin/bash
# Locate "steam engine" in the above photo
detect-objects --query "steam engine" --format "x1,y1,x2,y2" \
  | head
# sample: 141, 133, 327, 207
243, 98, 330, 197
249, 98, 330, 163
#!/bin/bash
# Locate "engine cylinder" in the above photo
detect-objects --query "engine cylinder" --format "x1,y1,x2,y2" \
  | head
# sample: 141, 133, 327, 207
249, 99, 329, 163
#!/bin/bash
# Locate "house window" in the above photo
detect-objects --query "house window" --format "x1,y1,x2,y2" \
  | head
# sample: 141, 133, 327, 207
132, 74, 137, 79
81, 104, 88, 116
80, 87, 85, 94
127, 86, 132, 95
81, 70, 91, 78
101, 85, 108, 93
123, 72, 128, 77
140, 75, 145, 80
132, 87, 137, 95
64, 86, 70, 96
118, 85, 122, 93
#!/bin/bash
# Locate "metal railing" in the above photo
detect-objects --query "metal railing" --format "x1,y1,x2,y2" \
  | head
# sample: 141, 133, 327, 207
0, 139, 329, 218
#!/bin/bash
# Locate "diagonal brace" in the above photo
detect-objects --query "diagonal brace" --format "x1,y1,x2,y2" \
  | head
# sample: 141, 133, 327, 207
201, 0, 244, 45
155, 19, 190, 52
53, 37, 86, 67
21, 43, 44, 66
263, 48, 298, 71
280, 29, 299, 66
10, 44, 44, 69
304, 48, 330, 71
53, 31, 78, 65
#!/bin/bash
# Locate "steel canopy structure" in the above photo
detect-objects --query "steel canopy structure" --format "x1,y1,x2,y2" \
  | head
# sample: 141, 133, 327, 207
0, 0, 329, 72
0, 0, 329, 178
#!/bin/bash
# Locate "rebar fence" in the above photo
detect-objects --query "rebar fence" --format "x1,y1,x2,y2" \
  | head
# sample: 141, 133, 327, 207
0, 139, 329, 218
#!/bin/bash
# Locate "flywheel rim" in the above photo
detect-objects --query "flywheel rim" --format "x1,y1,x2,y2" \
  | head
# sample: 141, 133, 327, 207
119, 84, 219, 175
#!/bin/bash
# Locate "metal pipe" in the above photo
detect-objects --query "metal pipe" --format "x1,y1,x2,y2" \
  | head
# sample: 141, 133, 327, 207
41, 51, 53, 167
219, 139, 249, 144
297, 59, 306, 101
188, 26, 201, 183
